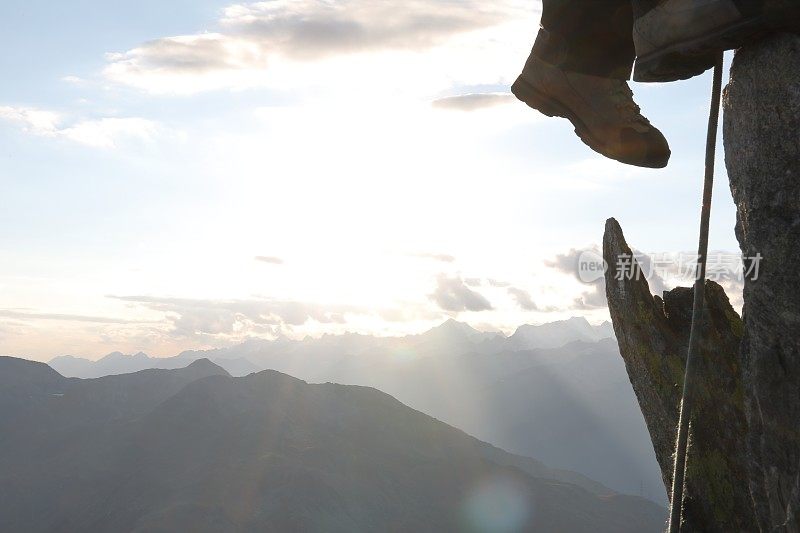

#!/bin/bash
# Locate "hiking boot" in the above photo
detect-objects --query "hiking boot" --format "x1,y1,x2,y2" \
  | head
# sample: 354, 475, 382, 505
511, 54, 670, 168
633, 0, 800, 82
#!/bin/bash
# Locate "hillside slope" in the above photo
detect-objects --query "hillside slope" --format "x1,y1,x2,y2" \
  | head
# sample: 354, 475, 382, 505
0, 358, 666, 532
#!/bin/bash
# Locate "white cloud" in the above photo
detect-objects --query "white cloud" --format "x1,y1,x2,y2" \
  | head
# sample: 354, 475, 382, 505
429, 274, 493, 313
255, 255, 284, 265
0, 309, 151, 325
107, 294, 369, 340
408, 252, 456, 263
220, 0, 511, 56
103, 0, 533, 94
432, 93, 515, 111
0, 106, 61, 136
0, 106, 158, 149
60, 117, 158, 148
507, 287, 539, 311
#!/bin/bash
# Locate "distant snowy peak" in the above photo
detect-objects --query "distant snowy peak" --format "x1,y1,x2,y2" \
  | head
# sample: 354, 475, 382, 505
595, 321, 616, 340
49, 351, 156, 378
48, 354, 99, 378
46, 318, 614, 379
509, 317, 615, 350
50, 350, 261, 379
417, 319, 505, 346
98, 351, 150, 362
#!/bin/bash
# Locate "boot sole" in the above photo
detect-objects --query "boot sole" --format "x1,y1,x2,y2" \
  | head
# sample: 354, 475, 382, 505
634, 9, 800, 82
511, 77, 669, 168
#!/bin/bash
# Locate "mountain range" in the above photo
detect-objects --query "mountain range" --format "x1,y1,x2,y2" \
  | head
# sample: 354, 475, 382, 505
46, 317, 666, 503
50, 318, 613, 380
0, 356, 666, 532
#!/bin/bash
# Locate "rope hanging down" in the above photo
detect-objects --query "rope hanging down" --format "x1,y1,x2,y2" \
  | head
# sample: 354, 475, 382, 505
667, 52, 725, 533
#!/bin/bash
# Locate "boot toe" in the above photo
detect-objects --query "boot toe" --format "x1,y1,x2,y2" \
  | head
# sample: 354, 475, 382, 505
618, 127, 671, 168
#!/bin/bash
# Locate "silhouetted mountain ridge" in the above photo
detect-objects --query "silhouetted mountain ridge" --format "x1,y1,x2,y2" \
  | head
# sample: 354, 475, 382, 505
47, 317, 613, 380
0, 357, 665, 532
508, 317, 611, 349
39, 319, 666, 502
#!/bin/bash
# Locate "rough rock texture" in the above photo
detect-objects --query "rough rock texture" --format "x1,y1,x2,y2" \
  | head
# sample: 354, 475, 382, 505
603, 218, 753, 532
724, 33, 800, 531
603, 33, 800, 532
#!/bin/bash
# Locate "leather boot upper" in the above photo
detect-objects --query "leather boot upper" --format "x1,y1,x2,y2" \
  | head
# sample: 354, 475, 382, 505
518, 57, 670, 168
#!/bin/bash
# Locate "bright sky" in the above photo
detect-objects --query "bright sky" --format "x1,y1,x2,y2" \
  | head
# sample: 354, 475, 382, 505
1, 0, 743, 361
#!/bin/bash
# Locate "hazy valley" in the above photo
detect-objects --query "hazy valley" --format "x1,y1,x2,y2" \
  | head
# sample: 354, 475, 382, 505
48, 318, 665, 504
1, 353, 667, 532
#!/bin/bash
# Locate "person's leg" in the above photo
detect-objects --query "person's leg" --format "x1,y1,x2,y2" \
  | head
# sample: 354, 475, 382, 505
533, 0, 636, 79
633, 0, 800, 82
631, 0, 662, 19
512, 0, 671, 169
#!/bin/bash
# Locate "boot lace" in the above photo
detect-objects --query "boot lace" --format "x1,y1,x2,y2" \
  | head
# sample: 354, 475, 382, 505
611, 82, 651, 127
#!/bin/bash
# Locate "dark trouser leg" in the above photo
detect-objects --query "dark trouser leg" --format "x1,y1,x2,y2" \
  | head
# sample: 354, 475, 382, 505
531, 0, 665, 79
532, 0, 636, 79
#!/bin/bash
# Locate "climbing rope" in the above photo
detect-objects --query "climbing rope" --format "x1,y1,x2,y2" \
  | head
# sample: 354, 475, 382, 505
667, 52, 725, 533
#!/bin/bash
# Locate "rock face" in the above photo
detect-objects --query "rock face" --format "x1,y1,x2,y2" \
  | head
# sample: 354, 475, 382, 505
603, 33, 800, 532
724, 33, 800, 531
603, 218, 753, 532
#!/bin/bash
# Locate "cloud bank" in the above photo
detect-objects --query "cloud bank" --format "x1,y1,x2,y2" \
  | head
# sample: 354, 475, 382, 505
0, 106, 157, 148
506, 287, 539, 311
107, 294, 366, 340
103, 0, 521, 93
255, 255, 284, 264
0, 309, 151, 325
432, 93, 515, 111
408, 252, 456, 263
429, 275, 493, 313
